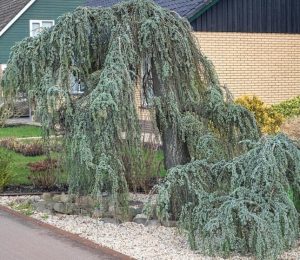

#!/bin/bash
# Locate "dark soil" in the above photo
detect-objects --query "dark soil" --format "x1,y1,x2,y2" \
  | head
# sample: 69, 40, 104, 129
1, 184, 68, 195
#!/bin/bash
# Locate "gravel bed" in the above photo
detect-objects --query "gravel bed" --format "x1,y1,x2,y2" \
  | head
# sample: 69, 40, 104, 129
0, 196, 299, 260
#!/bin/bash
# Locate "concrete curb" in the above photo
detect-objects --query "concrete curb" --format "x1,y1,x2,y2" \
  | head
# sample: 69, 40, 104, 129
0, 205, 135, 260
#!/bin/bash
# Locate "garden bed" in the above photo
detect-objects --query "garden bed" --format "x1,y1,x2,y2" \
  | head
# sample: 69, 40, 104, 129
1, 194, 299, 260
1, 184, 68, 196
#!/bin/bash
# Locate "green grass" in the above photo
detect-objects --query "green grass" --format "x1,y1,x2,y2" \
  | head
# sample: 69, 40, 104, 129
0, 147, 67, 186
1, 147, 46, 185
156, 149, 167, 177
0, 125, 42, 138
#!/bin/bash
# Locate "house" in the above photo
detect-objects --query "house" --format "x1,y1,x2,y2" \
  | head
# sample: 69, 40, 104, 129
0, 0, 85, 73
86, 0, 300, 104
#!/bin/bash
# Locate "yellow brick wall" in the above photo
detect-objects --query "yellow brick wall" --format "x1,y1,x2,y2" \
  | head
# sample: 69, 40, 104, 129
194, 32, 300, 104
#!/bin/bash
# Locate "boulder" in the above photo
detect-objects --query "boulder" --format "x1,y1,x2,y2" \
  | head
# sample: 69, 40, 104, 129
60, 193, 69, 203
145, 219, 160, 227
133, 214, 148, 225
128, 205, 143, 221
75, 196, 96, 208
53, 202, 75, 214
33, 201, 47, 212
42, 193, 53, 201
52, 195, 62, 203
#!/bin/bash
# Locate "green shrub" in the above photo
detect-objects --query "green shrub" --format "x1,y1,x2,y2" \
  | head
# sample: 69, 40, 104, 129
0, 150, 13, 192
272, 96, 300, 118
235, 95, 284, 134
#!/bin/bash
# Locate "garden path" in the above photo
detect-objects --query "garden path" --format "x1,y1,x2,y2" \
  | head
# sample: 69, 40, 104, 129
0, 207, 128, 260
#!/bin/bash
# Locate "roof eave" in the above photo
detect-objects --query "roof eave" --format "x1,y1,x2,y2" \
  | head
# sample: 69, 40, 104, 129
0, 0, 37, 37
187, 0, 220, 22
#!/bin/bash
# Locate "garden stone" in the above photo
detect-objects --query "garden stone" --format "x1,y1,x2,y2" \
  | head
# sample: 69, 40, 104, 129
42, 193, 53, 201
92, 208, 104, 218
45, 202, 55, 211
52, 195, 62, 203
60, 193, 69, 203
161, 220, 177, 227
53, 202, 75, 214
101, 218, 120, 225
33, 201, 48, 212
146, 220, 160, 227
29, 196, 41, 203
128, 205, 143, 221
133, 214, 148, 225
75, 196, 96, 208
79, 208, 91, 216
53, 202, 65, 213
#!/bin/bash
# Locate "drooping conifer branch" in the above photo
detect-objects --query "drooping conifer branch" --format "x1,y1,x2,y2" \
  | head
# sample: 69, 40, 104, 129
2, 1, 300, 258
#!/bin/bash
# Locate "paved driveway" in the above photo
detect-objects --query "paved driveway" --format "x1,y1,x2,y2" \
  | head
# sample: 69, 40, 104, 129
0, 208, 126, 260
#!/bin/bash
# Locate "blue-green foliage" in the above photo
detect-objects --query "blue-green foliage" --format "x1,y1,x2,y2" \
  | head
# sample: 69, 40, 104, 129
1, 0, 300, 258
156, 135, 300, 259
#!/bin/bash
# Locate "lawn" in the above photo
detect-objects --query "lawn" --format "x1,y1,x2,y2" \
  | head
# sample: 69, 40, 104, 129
1, 147, 46, 185
0, 125, 42, 138
0, 146, 67, 186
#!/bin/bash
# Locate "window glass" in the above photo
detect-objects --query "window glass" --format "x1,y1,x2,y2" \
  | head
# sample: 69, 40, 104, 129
42, 21, 54, 28
31, 22, 40, 37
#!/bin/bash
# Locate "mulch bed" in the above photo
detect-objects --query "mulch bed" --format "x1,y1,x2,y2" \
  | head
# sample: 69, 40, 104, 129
1, 184, 68, 196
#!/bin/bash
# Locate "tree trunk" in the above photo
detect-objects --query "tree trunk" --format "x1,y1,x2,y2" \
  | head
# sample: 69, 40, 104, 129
151, 61, 190, 170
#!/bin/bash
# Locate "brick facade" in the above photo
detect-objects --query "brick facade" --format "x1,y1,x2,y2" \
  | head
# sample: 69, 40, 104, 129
194, 32, 300, 104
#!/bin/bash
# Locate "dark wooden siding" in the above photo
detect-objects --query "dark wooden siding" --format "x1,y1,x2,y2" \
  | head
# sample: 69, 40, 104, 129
191, 0, 300, 33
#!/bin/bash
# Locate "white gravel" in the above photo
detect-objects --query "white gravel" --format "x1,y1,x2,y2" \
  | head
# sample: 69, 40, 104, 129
0, 195, 298, 260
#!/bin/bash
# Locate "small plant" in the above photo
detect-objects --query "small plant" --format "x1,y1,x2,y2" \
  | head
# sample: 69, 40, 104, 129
28, 159, 59, 189
0, 149, 13, 192
0, 138, 44, 156
272, 95, 300, 118
41, 214, 49, 220
13, 203, 34, 216
236, 95, 284, 134
122, 139, 164, 193
0, 103, 13, 127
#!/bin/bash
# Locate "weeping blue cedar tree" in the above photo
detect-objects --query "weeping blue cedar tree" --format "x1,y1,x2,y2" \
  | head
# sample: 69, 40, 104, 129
1, 1, 300, 259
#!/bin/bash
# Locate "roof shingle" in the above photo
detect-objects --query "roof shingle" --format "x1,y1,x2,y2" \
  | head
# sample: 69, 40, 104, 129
0, 0, 31, 32
85, 0, 212, 19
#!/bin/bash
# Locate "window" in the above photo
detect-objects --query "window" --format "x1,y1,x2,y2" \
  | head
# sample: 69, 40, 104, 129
70, 74, 85, 95
30, 20, 54, 37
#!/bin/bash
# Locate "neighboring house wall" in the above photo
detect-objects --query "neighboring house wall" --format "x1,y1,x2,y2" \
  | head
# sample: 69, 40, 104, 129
0, 0, 83, 63
189, 0, 300, 104
194, 32, 300, 104
191, 0, 300, 33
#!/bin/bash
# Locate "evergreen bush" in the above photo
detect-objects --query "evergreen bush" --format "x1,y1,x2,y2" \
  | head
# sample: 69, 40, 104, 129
1, 1, 300, 258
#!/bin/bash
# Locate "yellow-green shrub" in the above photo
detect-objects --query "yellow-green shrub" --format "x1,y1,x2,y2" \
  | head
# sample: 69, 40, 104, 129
235, 96, 284, 134
272, 96, 300, 118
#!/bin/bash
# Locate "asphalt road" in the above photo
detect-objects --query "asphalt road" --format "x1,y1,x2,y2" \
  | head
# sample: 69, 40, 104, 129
0, 209, 121, 260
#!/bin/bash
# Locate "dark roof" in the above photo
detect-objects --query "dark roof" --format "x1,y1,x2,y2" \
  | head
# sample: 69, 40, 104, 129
0, 0, 31, 32
85, 0, 216, 20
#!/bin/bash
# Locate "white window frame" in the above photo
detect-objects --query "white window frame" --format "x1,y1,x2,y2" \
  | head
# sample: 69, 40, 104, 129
29, 19, 55, 37
1, 64, 7, 71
